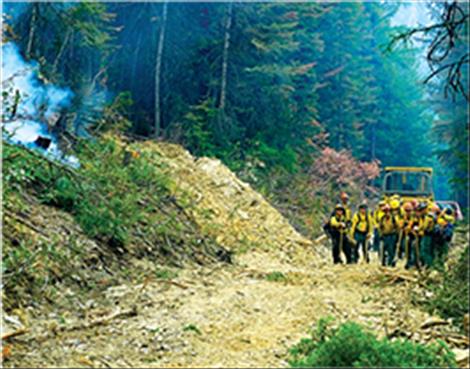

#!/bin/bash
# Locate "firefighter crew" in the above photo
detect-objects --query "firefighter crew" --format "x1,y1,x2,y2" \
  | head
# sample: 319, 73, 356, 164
329, 204, 349, 264
372, 201, 386, 252
378, 204, 399, 267
416, 202, 437, 268
350, 202, 373, 263
339, 192, 352, 225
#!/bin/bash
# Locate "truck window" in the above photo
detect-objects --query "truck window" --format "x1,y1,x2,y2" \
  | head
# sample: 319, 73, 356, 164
384, 172, 432, 195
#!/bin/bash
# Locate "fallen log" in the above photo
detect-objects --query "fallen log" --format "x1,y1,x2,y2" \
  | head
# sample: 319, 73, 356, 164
420, 317, 450, 330
26, 307, 138, 343
67, 307, 137, 332
2, 328, 28, 341
314, 234, 328, 245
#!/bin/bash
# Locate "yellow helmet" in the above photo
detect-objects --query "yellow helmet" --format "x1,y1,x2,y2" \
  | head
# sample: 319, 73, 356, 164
443, 214, 455, 223
437, 217, 447, 227
390, 199, 400, 210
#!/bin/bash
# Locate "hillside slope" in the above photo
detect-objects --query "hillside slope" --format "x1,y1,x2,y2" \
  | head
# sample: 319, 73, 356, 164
2, 137, 468, 368
137, 139, 314, 257
2, 135, 314, 312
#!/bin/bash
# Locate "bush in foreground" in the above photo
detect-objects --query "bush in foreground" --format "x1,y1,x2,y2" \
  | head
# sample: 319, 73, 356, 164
289, 318, 456, 368
425, 245, 469, 332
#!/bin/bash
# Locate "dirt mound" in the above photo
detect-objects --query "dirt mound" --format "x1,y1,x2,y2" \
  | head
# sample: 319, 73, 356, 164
138, 141, 313, 257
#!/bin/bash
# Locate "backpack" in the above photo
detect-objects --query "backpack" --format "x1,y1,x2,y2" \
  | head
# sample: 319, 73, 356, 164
354, 212, 371, 234
379, 214, 397, 230
323, 219, 333, 237
443, 223, 454, 242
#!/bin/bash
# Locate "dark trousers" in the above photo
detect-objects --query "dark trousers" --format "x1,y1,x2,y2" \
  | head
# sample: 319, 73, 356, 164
332, 234, 342, 264
332, 233, 352, 264
405, 234, 418, 269
398, 232, 405, 259
420, 234, 433, 267
353, 231, 369, 263
381, 234, 398, 267
373, 228, 380, 252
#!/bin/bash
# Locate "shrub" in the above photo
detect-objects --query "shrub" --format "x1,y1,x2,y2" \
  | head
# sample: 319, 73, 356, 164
3, 137, 172, 246
424, 246, 469, 331
289, 319, 457, 368
265, 271, 287, 282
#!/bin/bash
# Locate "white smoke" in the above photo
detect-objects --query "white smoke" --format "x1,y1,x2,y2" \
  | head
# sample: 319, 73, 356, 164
1, 42, 79, 167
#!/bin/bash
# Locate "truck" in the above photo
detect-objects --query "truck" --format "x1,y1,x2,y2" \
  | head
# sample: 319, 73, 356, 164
381, 166, 463, 220
382, 166, 434, 204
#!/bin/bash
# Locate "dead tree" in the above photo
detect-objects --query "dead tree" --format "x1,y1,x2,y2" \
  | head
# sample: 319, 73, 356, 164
390, 1, 469, 100
154, 1, 168, 139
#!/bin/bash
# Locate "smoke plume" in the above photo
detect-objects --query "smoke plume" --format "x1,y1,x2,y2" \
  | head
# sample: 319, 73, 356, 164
2, 42, 79, 167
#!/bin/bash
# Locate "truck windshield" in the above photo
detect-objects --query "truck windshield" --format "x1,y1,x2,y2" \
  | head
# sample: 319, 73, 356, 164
383, 172, 432, 196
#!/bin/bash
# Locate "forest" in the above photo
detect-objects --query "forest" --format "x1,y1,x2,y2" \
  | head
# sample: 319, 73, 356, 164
1, 1, 469, 368
2, 1, 468, 208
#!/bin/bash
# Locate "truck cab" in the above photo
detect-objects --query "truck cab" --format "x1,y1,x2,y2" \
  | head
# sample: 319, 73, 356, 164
382, 166, 434, 203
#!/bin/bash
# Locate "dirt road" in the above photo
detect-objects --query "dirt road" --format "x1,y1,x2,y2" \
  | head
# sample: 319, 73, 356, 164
7, 240, 467, 369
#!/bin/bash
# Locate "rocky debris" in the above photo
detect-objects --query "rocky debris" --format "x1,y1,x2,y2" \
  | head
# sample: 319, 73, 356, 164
453, 348, 470, 368
4, 250, 470, 368
138, 140, 315, 259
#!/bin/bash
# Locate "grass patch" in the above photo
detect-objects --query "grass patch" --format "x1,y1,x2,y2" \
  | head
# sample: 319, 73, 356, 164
183, 324, 202, 335
155, 268, 178, 280
265, 271, 287, 282
289, 317, 457, 368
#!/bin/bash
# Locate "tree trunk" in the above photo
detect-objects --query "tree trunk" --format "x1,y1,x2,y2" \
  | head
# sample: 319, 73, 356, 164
154, 1, 168, 139
217, 2, 233, 138
131, 31, 143, 94
52, 27, 71, 76
26, 4, 38, 59
219, 1, 233, 112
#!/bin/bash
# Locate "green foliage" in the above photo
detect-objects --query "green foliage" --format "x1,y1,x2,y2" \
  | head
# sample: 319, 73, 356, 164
6, 2, 458, 183
265, 271, 287, 282
183, 324, 202, 335
1, 235, 89, 309
289, 319, 457, 368
181, 99, 218, 157
3, 138, 171, 246
424, 246, 469, 331
155, 268, 178, 280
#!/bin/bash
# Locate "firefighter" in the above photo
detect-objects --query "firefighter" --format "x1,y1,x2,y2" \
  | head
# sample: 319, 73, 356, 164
372, 201, 386, 252
390, 198, 404, 259
417, 202, 437, 268
378, 204, 399, 267
443, 207, 456, 225
410, 202, 427, 269
350, 202, 373, 263
339, 192, 352, 225
329, 204, 349, 264
433, 205, 454, 266
402, 202, 419, 269
434, 215, 450, 266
